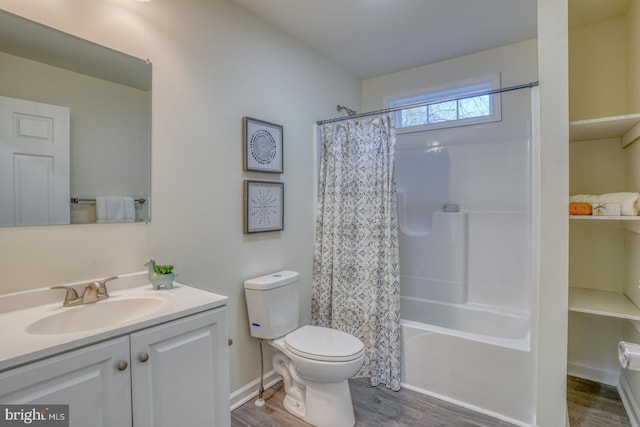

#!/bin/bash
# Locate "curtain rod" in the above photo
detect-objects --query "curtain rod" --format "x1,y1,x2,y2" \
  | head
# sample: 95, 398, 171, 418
316, 81, 539, 126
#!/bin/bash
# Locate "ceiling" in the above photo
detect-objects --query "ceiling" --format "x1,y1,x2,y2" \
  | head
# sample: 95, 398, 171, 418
232, 0, 538, 79
233, 0, 634, 79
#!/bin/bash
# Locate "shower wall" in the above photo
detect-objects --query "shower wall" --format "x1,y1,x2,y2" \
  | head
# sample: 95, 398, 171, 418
397, 116, 533, 313
362, 38, 538, 316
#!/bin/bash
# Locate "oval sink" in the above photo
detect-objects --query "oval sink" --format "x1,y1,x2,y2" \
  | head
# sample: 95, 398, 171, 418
27, 297, 166, 335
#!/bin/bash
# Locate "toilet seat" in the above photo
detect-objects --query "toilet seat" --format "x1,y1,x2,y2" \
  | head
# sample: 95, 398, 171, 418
284, 325, 364, 362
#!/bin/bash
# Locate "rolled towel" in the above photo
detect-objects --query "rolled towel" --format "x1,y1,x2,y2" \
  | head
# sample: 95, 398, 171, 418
570, 192, 640, 216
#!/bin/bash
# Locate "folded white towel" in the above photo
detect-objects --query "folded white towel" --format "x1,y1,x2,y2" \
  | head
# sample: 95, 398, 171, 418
570, 192, 640, 216
123, 196, 135, 223
96, 196, 136, 223
96, 197, 107, 223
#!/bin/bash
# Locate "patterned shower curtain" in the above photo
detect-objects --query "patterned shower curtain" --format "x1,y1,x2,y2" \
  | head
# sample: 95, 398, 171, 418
311, 113, 401, 391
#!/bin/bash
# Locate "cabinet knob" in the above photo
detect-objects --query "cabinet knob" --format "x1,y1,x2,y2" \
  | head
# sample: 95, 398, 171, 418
138, 352, 150, 363
117, 361, 128, 371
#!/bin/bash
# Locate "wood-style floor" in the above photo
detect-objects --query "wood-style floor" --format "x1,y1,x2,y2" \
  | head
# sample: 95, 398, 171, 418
567, 376, 631, 427
231, 378, 516, 426
232, 376, 632, 427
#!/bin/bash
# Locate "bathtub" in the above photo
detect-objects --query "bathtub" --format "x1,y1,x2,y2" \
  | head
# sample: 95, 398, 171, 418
400, 296, 535, 426
401, 296, 530, 351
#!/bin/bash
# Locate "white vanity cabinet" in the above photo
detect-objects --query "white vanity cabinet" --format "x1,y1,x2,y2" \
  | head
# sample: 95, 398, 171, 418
0, 307, 230, 427
0, 336, 132, 427
130, 308, 230, 427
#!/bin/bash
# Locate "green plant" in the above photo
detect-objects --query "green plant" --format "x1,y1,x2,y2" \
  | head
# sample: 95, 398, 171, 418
154, 265, 174, 275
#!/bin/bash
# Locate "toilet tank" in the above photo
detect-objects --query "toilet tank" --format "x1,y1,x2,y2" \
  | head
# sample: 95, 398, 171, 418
244, 270, 300, 339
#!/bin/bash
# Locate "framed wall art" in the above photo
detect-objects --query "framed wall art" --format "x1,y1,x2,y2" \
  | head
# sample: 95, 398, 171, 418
243, 180, 284, 233
242, 117, 283, 173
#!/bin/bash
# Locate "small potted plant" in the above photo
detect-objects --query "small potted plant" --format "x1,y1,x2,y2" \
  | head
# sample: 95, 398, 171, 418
145, 259, 177, 289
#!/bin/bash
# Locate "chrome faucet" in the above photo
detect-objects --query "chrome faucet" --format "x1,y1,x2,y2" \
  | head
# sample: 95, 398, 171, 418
51, 276, 118, 307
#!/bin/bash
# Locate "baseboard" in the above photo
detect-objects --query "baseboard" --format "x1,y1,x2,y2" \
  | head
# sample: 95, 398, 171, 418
400, 382, 533, 427
567, 362, 620, 386
618, 374, 640, 427
230, 369, 281, 411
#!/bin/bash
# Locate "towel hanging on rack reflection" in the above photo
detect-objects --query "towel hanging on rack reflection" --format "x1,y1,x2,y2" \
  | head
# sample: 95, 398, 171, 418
95, 196, 135, 223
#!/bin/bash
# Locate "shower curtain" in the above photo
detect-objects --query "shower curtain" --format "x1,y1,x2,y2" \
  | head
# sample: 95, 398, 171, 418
311, 114, 401, 391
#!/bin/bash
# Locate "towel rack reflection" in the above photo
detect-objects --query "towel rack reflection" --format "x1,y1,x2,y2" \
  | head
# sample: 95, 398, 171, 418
70, 197, 146, 204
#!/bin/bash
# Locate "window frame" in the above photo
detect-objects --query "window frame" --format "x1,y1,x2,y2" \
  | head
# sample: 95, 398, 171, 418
385, 73, 502, 134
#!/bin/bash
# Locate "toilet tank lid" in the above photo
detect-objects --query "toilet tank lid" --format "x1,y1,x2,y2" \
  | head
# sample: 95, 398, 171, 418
244, 270, 299, 290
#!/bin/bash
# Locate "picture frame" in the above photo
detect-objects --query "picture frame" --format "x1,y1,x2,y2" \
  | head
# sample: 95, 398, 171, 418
243, 180, 284, 233
242, 117, 283, 173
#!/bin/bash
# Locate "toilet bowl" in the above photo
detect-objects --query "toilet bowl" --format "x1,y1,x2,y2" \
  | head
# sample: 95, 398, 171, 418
281, 325, 364, 381
269, 325, 364, 427
244, 271, 365, 427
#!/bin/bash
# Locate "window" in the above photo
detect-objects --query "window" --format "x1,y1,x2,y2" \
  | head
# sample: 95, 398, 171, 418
388, 74, 501, 132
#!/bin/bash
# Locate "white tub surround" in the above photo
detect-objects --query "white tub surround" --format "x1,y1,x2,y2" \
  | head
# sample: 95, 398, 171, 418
401, 298, 530, 351
401, 321, 535, 426
395, 90, 538, 426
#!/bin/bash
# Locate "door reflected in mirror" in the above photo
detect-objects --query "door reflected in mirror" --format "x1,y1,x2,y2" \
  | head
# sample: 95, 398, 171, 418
0, 10, 151, 226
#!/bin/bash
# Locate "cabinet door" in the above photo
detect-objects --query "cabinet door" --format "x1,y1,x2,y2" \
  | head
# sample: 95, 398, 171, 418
130, 308, 230, 427
0, 336, 132, 427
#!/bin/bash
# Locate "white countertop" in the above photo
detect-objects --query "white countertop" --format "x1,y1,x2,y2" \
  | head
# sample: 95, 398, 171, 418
0, 271, 228, 372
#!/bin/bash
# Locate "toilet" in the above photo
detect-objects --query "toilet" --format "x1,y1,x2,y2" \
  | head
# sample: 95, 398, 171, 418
244, 271, 364, 427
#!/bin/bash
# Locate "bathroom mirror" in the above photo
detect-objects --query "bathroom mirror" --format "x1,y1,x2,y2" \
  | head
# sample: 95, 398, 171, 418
0, 10, 151, 227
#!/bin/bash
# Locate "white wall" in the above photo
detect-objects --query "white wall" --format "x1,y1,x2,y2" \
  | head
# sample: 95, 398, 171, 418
629, 0, 640, 114
569, 17, 627, 121
0, 0, 360, 394
624, 0, 640, 313
536, 0, 569, 425
361, 38, 538, 112
621, 0, 640, 418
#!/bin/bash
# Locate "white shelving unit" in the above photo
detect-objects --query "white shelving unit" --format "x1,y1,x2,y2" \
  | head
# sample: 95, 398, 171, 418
570, 215, 640, 221
567, 2, 640, 395
568, 115, 640, 322
569, 114, 640, 219
569, 287, 640, 321
570, 113, 640, 143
